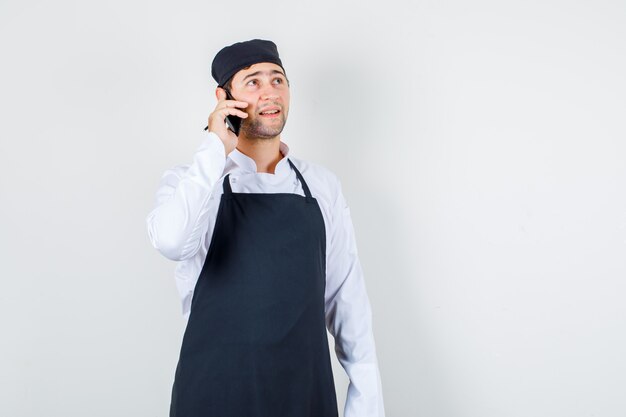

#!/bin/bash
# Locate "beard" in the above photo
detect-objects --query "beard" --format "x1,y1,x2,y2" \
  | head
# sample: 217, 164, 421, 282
239, 111, 287, 140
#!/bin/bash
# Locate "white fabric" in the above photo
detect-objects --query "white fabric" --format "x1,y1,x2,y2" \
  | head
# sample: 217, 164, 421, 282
146, 131, 386, 417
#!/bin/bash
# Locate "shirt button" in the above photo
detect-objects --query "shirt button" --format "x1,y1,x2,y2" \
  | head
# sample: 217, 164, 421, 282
232, 177, 237, 183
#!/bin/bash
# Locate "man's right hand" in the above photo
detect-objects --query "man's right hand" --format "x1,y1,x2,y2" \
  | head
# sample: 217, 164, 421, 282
208, 88, 249, 155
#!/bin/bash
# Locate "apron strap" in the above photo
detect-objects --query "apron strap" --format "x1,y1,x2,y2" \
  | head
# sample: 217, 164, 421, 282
287, 158, 313, 201
222, 173, 233, 195
222, 158, 314, 201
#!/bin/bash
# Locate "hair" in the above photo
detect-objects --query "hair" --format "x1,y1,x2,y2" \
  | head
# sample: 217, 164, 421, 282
223, 76, 234, 92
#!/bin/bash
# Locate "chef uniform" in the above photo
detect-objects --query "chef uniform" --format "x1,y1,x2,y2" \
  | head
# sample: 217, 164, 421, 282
146, 39, 385, 417
169, 158, 338, 417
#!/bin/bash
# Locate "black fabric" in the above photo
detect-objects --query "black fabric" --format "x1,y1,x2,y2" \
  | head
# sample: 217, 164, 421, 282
211, 39, 286, 88
169, 158, 339, 417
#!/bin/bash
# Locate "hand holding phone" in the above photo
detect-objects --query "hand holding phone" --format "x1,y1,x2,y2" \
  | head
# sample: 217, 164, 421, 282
205, 88, 248, 154
223, 89, 243, 136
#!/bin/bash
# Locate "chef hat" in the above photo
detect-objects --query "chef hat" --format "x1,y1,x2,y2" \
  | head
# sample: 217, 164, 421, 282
211, 39, 286, 88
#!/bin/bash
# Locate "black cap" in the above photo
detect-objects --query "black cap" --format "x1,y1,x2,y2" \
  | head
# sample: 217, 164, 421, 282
211, 39, 286, 88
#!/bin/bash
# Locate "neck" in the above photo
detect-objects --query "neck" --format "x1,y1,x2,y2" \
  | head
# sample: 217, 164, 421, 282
235, 136, 283, 174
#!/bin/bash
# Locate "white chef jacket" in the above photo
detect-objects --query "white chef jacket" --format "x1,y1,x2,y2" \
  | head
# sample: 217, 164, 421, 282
145, 131, 385, 417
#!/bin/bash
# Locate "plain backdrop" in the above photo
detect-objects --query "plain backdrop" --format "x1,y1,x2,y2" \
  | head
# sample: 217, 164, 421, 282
1, 1, 625, 416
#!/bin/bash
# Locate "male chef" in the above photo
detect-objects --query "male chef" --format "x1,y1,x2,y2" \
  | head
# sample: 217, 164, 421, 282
146, 38, 385, 417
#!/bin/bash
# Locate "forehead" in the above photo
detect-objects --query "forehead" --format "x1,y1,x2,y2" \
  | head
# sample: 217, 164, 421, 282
233, 62, 285, 81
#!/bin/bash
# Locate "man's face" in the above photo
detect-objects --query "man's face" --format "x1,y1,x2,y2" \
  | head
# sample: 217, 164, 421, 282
228, 62, 290, 140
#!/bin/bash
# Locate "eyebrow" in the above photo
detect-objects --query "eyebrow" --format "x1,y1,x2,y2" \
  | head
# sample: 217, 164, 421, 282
242, 69, 286, 82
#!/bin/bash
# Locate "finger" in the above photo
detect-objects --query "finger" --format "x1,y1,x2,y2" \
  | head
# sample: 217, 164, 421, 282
223, 100, 249, 108
222, 107, 248, 118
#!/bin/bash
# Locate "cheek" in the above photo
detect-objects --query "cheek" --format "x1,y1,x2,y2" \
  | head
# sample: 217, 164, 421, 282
244, 104, 255, 115
236, 95, 254, 110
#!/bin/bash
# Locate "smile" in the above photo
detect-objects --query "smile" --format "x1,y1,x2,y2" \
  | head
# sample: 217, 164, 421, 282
259, 110, 281, 118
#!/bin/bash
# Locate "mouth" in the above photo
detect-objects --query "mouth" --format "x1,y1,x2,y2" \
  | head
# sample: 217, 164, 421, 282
259, 108, 281, 118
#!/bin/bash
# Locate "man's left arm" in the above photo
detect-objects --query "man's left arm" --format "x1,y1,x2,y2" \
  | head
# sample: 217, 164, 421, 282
324, 174, 386, 417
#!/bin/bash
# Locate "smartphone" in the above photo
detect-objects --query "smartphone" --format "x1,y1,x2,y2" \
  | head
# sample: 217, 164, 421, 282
223, 89, 243, 136
203, 89, 245, 136
204, 89, 243, 136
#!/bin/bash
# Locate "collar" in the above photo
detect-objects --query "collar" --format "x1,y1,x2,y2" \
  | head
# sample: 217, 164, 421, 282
228, 140, 291, 177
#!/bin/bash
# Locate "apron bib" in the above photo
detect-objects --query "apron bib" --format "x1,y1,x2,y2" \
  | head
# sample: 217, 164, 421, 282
169, 158, 339, 417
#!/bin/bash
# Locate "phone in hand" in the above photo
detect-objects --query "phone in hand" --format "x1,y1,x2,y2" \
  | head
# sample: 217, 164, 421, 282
203, 88, 244, 136
223, 89, 243, 136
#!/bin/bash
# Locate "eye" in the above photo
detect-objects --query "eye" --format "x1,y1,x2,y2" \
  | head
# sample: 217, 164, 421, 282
273, 78, 283, 84
246, 79, 258, 86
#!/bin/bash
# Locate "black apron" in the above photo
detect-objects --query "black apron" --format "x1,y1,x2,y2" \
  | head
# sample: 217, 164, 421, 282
169, 158, 339, 417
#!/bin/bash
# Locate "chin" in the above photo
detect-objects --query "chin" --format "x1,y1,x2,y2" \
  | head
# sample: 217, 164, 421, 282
243, 118, 286, 138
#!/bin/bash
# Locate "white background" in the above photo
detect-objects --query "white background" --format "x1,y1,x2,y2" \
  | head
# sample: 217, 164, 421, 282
1, 1, 625, 416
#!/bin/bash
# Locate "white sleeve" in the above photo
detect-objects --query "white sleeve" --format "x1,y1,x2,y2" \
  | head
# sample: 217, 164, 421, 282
145, 131, 226, 261
324, 175, 386, 417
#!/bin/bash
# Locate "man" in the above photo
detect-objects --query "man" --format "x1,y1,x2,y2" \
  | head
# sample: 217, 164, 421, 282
146, 39, 385, 417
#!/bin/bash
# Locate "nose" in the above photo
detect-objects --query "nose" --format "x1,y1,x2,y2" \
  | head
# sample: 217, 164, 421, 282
260, 84, 280, 100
